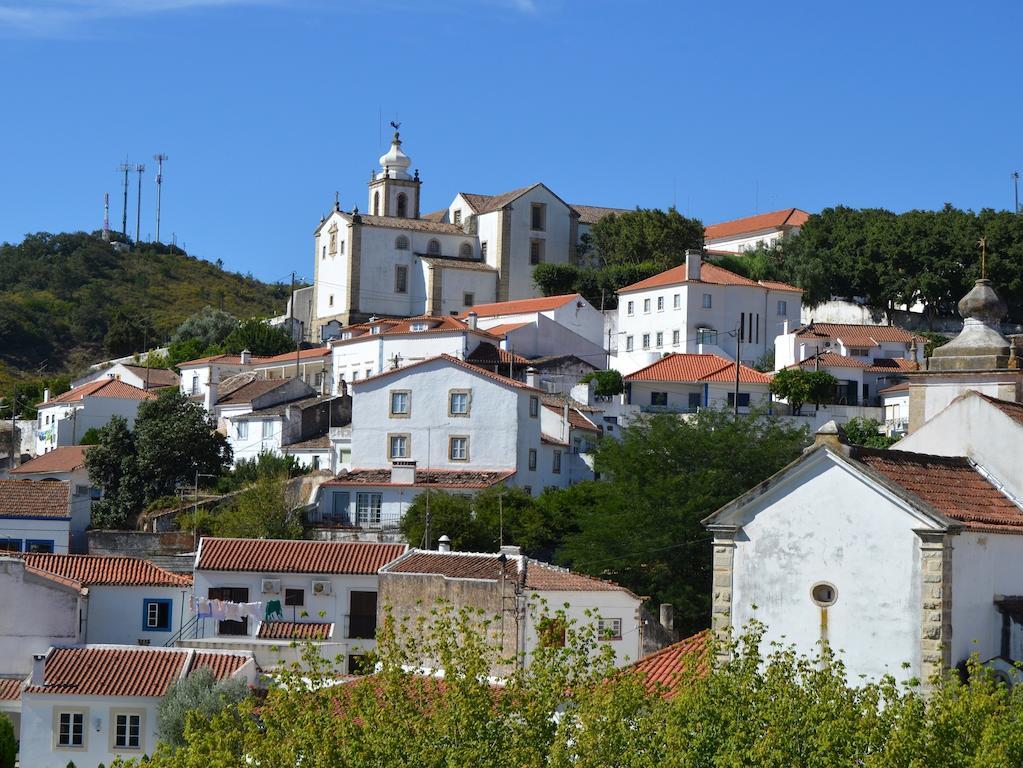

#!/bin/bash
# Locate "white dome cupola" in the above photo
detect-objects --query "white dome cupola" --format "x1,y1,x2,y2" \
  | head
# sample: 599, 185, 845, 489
377, 125, 412, 180
367, 121, 421, 219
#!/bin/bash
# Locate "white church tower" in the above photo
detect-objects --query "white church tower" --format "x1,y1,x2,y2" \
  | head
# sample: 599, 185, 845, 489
367, 123, 421, 219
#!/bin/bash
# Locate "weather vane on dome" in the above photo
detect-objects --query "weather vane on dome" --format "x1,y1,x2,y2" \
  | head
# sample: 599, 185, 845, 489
979, 235, 988, 279
390, 120, 401, 131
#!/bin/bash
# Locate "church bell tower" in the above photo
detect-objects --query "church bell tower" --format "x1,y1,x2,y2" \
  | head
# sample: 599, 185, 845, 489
368, 122, 421, 219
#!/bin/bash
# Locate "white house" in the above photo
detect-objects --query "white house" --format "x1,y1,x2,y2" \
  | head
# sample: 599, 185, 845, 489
880, 381, 910, 436
774, 321, 925, 372
9, 446, 97, 535
615, 250, 802, 375
310, 128, 631, 336
782, 352, 916, 409
18, 645, 257, 768
226, 394, 349, 471
182, 537, 406, 671
0, 479, 78, 555
71, 362, 179, 392
34, 379, 155, 456
379, 545, 644, 671
315, 355, 583, 532
622, 353, 773, 420
703, 207, 809, 253
704, 423, 1023, 688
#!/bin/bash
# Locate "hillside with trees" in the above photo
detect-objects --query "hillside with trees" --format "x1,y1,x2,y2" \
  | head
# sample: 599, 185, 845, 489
0, 230, 291, 391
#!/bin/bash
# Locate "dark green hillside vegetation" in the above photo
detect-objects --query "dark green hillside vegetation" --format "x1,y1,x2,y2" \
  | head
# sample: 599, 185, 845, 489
0, 230, 291, 396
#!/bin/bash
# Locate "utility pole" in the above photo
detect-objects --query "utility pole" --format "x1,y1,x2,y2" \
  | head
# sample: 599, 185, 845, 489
135, 164, 145, 244
290, 272, 300, 379
9, 385, 17, 469
154, 153, 168, 243
733, 321, 741, 418
1014, 171, 1020, 214
119, 161, 131, 236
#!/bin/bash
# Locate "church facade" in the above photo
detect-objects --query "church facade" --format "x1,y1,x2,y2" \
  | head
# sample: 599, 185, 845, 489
311, 129, 627, 339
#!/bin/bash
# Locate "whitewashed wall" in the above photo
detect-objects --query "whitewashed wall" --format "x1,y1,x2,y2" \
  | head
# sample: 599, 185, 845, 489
523, 588, 642, 668
84, 585, 188, 647
0, 558, 80, 675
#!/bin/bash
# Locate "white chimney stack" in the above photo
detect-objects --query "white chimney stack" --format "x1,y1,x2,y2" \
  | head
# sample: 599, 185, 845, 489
438, 534, 451, 553
390, 460, 416, 485
659, 603, 674, 635
499, 544, 521, 557
685, 249, 702, 282
31, 653, 46, 686
466, 311, 478, 331
525, 368, 539, 388
43, 388, 50, 403
240, 349, 252, 365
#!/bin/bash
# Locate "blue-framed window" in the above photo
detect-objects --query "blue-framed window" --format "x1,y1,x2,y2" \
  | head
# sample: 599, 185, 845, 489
143, 599, 173, 632
0, 538, 21, 552
24, 539, 54, 553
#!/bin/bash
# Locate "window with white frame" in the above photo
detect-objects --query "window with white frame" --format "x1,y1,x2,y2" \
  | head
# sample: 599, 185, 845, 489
642, 334, 650, 350
389, 390, 410, 417
529, 396, 539, 418
625, 336, 634, 352
597, 617, 622, 641
449, 390, 470, 416
777, 299, 787, 315
672, 329, 680, 346
655, 332, 663, 348
697, 328, 717, 345
114, 712, 143, 749
528, 448, 537, 471
643, 298, 651, 313
388, 434, 409, 459
627, 300, 634, 316
673, 293, 681, 309
453, 209, 462, 225
657, 296, 664, 311
237, 421, 248, 440
552, 450, 561, 474
356, 492, 382, 525
261, 420, 274, 440
57, 711, 85, 748
702, 293, 712, 309
449, 436, 469, 461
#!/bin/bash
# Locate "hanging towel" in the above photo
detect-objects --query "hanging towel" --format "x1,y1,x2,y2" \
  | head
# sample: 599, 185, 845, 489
224, 602, 243, 622
242, 602, 264, 621
210, 599, 227, 620
196, 598, 212, 618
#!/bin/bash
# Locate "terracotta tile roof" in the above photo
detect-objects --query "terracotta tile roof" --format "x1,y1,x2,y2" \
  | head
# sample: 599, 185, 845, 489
117, 365, 181, 388
360, 213, 466, 235
0, 678, 21, 702
10, 446, 89, 474
257, 621, 333, 640
326, 468, 516, 490
420, 209, 448, 222
852, 448, 1023, 534
704, 208, 809, 241
879, 381, 910, 395
461, 293, 583, 318
459, 185, 535, 214
465, 342, 531, 366
0, 479, 69, 519
26, 647, 189, 696
330, 315, 495, 346
384, 550, 637, 595
795, 322, 925, 346
23, 553, 191, 587
191, 651, 253, 680
619, 261, 800, 294
197, 537, 406, 575
178, 353, 254, 367
630, 630, 710, 698
254, 347, 332, 365
215, 379, 289, 406
42, 378, 156, 406
625, 353, 772, 385
354, 354, 545, 393
866, 358, 918, 373
482, 321, 531, 337
542, 403, 600, 432
977, 394, 1023, 427
541, 433, 569, 446
25, 647, 250, 696
790, 352, 870, 370
419, 256, 497, 273
570, 204, 632, 224
286, 434, 331, 451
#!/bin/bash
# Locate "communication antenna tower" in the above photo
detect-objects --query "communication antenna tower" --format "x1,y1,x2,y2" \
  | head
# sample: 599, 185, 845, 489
118, 161, 132, 235
102, 192, 110, 241
154, 153, 168, 242
135, 164, 145, 244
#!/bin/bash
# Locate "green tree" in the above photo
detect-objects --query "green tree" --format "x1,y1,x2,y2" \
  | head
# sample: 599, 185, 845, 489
580, 369, 624, 397
557, 409, 809, 632
769, 368, 838, 416
0, 713, 15, 768
85, 416, 145, 529
171, 306, 238, 349
155, 667, 249, 749
843, 416, 899, 448
221, 319, 294, 357
213, 473, 302, 539
589, 207, 704, 269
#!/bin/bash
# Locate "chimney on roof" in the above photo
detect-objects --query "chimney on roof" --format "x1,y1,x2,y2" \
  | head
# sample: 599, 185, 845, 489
525, 368, 539, 388
43, 388, 50, 404
240, 349, 252, 365
685, 249, 702, 282
391, 460, 416, 485
31, 653, 45, 687
810, 420, 848, 453
466, 311, 478, 331
437, 534, 451, 553
782, 320, 790, 335
499, 544, 521, 557
659, 603, 674, 636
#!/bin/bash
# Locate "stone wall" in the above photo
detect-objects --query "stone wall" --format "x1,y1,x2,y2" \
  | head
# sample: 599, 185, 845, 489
918, 531, 954, 691
87, 530, 196, 573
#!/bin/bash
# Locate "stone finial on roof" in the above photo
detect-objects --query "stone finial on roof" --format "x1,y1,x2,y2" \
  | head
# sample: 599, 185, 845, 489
929, 278, 1010, 371
810, 420, 847, 453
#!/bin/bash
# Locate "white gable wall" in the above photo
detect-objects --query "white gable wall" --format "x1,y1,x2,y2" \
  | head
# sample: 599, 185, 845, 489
0, 559, 80, 675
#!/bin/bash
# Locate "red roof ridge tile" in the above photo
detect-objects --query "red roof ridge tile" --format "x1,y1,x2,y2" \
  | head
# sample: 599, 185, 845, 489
704, 208, 809, 241
629, 630, 710, 697
42, 378, 156, 406
460, 293, 582, 318
22, 552, 191, 587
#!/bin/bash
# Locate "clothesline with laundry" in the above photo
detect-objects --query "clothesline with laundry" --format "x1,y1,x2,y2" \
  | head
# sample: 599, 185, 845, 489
190, 596, 265, 622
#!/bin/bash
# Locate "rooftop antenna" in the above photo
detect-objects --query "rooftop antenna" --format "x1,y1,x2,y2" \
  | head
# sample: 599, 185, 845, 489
118, 160, 131, 235
102, 192, 110, 241
134, 163, 145, 244
154, 153, 168, 243
1013, 171, 1020, 214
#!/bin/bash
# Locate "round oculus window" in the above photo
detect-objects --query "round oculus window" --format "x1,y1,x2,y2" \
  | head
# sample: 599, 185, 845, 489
811, 582, 837, 607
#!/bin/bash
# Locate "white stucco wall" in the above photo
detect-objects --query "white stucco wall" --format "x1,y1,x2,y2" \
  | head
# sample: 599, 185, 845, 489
0, 516, 72, 555
503, 186, 574, 301
523, 588, 642, 668
728, 455, 934, 684
0, 559, 80, 675
84, 585, 188, 647
35, 395, 146, 455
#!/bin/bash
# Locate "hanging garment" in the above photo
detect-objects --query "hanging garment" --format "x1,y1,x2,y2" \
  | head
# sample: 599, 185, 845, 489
210, 599, 227, 620
196, 598, 212, 618
224, 602, 243, 622
242, 602, 264, 621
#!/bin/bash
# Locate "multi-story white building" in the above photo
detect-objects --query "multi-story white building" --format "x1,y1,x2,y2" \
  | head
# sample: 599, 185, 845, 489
18, 645, 256, 768
614, 250, 803, 375
703, 207, 809, 253
774, 321, 925, 371
34, 379, 155, 455
183, 536, 406, 671
71, 362, 179, 392
315, 355, 591, 532
310, 128, 630, 337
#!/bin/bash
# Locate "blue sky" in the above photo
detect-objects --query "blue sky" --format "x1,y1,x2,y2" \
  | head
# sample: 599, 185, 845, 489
1, 0, 1020, 283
